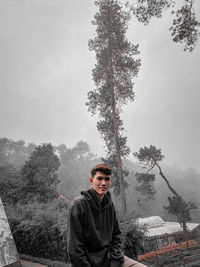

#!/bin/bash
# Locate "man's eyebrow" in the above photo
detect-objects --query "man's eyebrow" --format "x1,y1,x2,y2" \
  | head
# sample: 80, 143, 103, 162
97, 176, 110, 179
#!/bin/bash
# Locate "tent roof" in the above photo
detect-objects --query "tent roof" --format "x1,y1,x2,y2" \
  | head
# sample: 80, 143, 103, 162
137, 216, 199, 237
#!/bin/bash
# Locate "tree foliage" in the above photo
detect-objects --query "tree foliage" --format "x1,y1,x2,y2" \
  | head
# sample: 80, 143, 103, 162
123, 221, 146, 260
20, 143, 60, 203
164, 196, 197, 227
9, 199, 69, 262
131, 0, 172, 24
0, 164, 23, 205
103, 154, 129, 196
87, 0, 141, 210
130, 0, 200, 51
170, 1, 200, 51
118, 212, 147, 259
134, 145, 197, 230
134, 145, 164, 169
56, 141, 97, 199
135, 172, 156, 200
3, 139, 97, 263
0, 137, 35, 169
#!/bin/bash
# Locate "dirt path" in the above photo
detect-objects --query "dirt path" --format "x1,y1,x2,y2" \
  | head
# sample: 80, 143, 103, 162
20, 259, 48, 267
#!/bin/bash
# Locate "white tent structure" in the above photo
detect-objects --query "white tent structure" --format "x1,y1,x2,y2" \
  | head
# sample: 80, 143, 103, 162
138, 216, 199, 237
0, 198, 21, 267
137, 216, 200, 249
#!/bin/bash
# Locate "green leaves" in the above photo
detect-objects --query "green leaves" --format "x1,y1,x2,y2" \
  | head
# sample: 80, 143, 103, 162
133, 145, 165, 168
10, 200, 69, 262
0, 137, 36, 169
164, 196, 197, 224
56, 141, 96, 200
135, 172, 156, 200
131, 0, 173, 25
87, 0, 141, 114
131, 0, 199, 52
20, 143, 60, 203
103, 154, 129, 196
170, 2, 200, 51
0, 164, 23, 205
87, 1, 141, 203
134, 145, 198, 229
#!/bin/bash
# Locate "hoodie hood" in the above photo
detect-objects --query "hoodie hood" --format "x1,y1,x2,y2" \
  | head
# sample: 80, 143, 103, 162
81, 188, 112, 211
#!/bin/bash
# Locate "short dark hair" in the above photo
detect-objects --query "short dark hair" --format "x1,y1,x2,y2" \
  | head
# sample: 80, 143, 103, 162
90, 163, 112, 177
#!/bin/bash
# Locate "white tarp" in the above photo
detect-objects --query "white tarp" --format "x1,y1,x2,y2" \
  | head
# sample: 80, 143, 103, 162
138, 216, 199, 237
0, 198, 21, 267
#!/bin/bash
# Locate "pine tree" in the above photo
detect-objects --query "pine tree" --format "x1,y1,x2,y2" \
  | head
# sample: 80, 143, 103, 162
87, 0, 141, 211
21, 143, 60, 203
130, 0, 200, 52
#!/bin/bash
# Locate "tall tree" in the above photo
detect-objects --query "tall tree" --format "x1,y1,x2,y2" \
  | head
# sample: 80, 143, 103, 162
134, 145, 197, 237
86, 0, 141, 212
20, 143, 60, 203
130, 0, 200, 52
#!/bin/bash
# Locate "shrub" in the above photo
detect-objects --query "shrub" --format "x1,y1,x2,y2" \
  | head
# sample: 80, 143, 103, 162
118, 212, 147, 260
7, 199, 69, 262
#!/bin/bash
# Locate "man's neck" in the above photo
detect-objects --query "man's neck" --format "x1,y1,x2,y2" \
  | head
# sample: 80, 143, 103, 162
96, 193, 104, 201
92, 190, 104, 201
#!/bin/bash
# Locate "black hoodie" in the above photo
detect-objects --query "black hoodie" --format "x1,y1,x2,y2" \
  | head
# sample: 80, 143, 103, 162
67, 188, 124, 267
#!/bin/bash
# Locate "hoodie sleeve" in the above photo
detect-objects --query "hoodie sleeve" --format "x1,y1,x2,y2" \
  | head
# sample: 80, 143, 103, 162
109, 208, 124, 267
67, 204, 91, 267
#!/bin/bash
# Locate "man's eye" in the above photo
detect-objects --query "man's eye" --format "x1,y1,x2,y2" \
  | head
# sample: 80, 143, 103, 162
97, 176, 110, 181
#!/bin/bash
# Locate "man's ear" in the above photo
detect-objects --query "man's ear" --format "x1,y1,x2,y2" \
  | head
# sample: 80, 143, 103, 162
89, 177, 93, 184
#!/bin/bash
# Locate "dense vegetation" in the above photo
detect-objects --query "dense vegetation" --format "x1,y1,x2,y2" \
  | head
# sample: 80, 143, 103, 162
1, 137, 199, 262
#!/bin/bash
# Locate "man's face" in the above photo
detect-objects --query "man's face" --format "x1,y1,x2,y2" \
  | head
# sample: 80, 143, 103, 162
89, 171, 112, 196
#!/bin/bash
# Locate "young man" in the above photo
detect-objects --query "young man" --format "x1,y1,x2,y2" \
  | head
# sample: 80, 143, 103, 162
67, 163, 148, 267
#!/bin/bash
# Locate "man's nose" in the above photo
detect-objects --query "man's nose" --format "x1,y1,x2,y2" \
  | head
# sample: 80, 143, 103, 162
101, 179, 106, 185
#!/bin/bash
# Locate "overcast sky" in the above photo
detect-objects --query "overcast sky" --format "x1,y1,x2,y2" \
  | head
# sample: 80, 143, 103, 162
0, 0, 199, 172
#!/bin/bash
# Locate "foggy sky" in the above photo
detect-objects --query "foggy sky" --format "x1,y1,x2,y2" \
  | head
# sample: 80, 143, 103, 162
0, 0, 199, 172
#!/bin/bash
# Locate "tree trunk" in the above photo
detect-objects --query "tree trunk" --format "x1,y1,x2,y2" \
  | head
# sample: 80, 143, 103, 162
156, 163, 188, 242
107, 22, 127, 212
156, 163, 181, 199
111, 88, 127, 212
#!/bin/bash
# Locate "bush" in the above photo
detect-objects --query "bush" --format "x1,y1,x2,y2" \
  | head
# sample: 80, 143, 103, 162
12, 221, 68, 261
118, 212, 147, 260
7, 199, 69, 262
